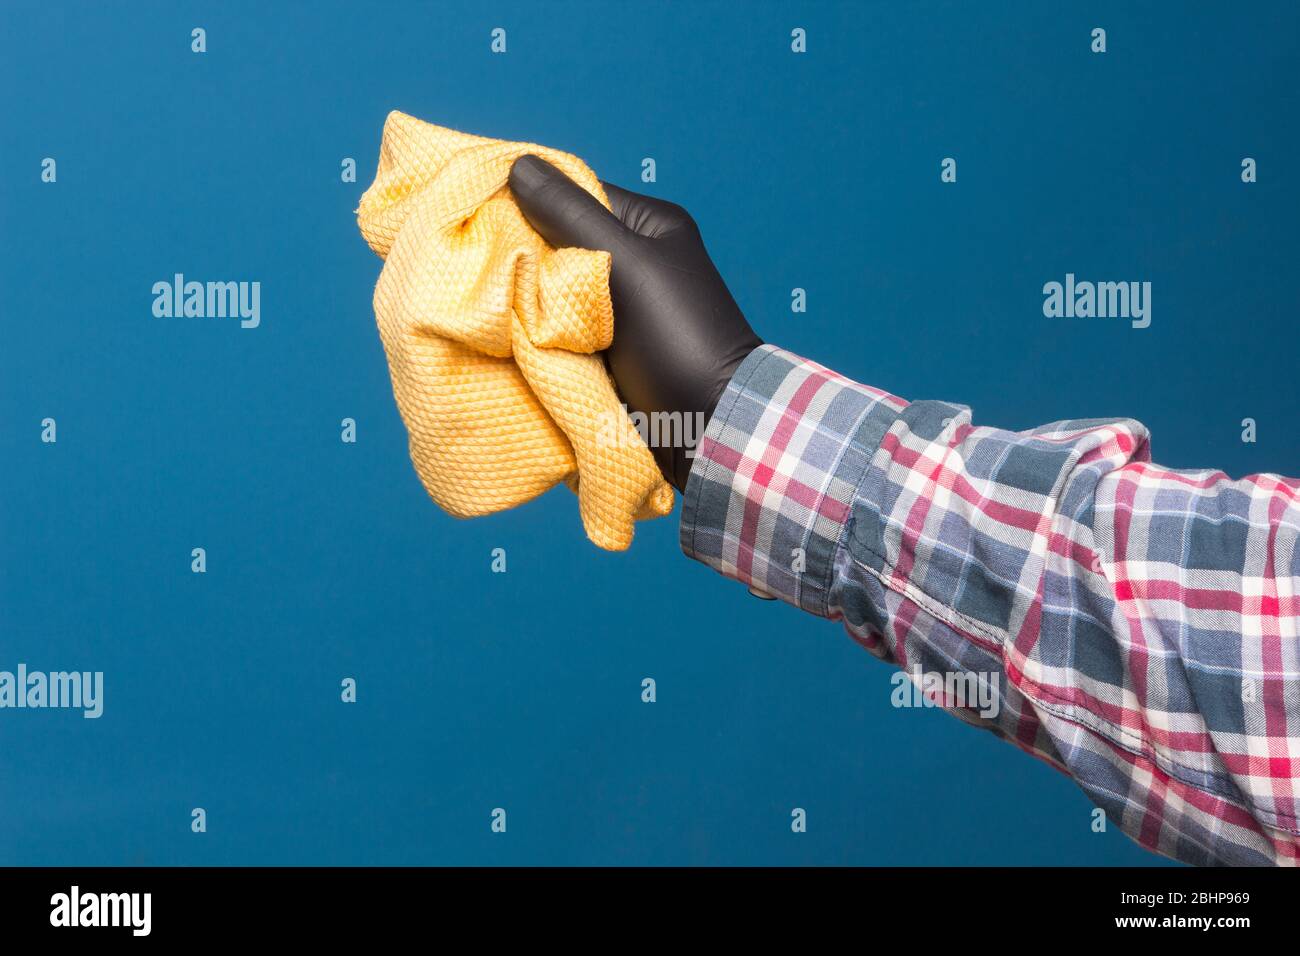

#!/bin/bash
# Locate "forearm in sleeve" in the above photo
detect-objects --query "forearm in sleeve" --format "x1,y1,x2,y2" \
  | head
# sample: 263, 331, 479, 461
680, 344, 1300, 866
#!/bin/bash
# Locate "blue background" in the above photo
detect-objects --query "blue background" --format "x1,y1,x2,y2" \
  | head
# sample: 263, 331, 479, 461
2, 1, 1296, 866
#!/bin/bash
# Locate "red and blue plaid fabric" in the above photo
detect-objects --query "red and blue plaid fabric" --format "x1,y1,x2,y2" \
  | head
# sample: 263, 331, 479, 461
681, 344, 1300, 866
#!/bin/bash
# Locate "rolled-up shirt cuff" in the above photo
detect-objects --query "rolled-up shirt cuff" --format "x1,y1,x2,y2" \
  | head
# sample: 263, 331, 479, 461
679, 344, 909, 616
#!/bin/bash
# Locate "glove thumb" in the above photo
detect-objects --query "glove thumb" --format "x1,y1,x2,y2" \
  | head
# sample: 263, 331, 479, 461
509, 154, 630, 254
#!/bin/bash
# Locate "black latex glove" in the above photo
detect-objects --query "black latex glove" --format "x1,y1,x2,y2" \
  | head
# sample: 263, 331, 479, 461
508, 154, 762, 492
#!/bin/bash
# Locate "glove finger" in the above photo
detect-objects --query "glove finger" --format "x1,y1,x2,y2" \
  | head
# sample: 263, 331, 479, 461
509, 155, 629, 253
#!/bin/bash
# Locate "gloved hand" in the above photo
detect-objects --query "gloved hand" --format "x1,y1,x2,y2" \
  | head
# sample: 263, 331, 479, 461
509, 155, 762, 492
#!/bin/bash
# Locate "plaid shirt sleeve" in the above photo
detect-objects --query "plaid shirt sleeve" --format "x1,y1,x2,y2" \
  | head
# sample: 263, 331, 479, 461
680, 343, 1300, 866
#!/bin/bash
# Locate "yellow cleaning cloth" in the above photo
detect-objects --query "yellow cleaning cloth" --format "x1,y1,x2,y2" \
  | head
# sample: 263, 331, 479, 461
356, 112, 675, 550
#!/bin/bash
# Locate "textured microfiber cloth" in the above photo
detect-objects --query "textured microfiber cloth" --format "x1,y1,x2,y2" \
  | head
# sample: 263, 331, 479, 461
356, 112, 675, 550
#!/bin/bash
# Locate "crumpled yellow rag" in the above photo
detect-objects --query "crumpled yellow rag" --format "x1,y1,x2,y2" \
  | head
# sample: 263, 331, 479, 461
356, 111, 674, 550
